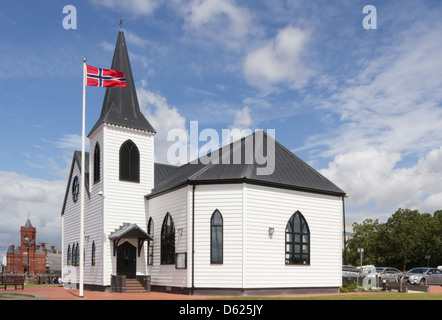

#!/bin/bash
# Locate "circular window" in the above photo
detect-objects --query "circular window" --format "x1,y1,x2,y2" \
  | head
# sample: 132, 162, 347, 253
72, 176, 80, 203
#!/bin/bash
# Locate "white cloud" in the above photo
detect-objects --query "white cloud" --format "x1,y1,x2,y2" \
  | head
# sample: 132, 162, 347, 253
304, 23, 442, 159
137, 87, 188, 164
230, 106, 252, 131
320, 147, 442, 217
54, 134, 87, 150
182, 0, 254, 50
123, 30, 151, 47
243, 26, 310, 92
0, 171, 65, 256
294, 15, 442, 222
90, 0, 162, 16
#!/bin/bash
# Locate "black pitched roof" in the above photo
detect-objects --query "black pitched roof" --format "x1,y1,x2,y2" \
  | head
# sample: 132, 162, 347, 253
88, 30, 155, 136
149, 131, 345, 198
154, 163, 179, 183
109, 223, 152, 241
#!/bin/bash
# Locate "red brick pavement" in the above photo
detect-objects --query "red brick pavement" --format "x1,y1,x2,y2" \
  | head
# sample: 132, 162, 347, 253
1, 285, 441, 300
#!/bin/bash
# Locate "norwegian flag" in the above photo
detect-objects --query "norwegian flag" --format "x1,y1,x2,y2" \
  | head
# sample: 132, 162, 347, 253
86, 65, 126, 88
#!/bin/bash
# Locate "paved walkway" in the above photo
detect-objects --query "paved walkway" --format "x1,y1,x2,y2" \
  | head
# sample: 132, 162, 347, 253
1, 285, 441, 300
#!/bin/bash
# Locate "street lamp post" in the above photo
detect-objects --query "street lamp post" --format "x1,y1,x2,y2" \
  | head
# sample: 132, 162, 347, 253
357, 248, 364, 267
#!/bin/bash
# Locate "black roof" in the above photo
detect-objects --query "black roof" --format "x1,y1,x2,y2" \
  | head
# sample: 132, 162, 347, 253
88, 30, 155, 135
149, 131, 345, 198
109, 223, 152, 241
154, 163, 179, 183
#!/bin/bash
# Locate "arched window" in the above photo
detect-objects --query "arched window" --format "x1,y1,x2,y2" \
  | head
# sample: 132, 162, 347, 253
91, 241, 96, 266
161, 213, 175, 265
72, 176, 79, 203
147, 217, 154, 265
94, 143, 101, 183
67, 244, 71, 265
72, 243, 79, 266
119, 140, 140, 182
210, 210, 223, 264
285, 211, 310, 265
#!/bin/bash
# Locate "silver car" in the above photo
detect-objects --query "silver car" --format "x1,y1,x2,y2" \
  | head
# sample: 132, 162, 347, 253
375, 267, 403, 281
404, 267, 442, 285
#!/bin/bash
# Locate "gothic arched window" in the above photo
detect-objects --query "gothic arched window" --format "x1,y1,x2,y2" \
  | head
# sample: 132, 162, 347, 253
210, 210, 223, 264
161, 213, 175, 265
119, 140, 140, 182
72, 176, 79, 203
94, 143, 101, 183
285, 211, 310, 265
147, 217, 154, 265
67, 244, 72, 265
91, 241, 96, 266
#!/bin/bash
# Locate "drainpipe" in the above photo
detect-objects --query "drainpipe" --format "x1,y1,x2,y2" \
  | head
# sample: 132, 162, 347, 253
191, 183, 195, 294
342, 194, 348, 265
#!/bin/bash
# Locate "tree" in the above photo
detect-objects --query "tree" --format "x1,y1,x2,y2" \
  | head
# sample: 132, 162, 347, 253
345, 208, 442, 270
346, 219, 384, 266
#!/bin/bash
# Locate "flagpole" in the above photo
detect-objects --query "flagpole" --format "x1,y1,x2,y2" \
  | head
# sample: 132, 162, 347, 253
79, 58, 86, 298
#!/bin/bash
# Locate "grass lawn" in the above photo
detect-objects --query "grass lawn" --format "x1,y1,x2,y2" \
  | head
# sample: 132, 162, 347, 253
213, 292, 442, 300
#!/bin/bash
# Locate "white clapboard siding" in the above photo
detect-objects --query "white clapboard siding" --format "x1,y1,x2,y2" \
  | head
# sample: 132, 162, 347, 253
244, 184, 342, 288
61, 157, 89, 286
83, 129, 104, 286
101, 124, 154, 286
146, 186, 190, 288
193, 184, 244, 288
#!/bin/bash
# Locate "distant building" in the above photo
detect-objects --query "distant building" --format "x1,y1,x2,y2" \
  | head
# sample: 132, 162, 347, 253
6, 218, 47, 275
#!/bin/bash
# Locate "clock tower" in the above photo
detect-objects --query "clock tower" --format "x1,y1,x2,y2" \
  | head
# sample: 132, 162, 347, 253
20, 218, 36, 254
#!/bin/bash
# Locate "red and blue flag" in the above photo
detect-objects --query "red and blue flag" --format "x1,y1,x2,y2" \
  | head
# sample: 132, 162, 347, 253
86, 65, 126, 88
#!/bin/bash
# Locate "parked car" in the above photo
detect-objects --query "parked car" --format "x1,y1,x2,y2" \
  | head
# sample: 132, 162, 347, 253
403, 267, 442, 285
375, 267, 403, 281
342, 265, 359, 277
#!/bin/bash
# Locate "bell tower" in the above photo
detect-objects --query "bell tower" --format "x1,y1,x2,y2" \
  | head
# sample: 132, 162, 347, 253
86, 29, 156, 274
20, 217, 36, 255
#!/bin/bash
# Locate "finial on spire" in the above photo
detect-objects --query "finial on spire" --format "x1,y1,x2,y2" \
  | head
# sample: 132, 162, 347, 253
119, 16, 124, 30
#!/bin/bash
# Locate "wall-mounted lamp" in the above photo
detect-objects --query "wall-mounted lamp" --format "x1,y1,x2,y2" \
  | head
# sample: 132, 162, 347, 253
178, 228, 184, 235
268, 227, 274, 237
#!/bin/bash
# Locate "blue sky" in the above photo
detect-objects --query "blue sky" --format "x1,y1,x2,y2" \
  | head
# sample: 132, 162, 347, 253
1, 0, 442, 256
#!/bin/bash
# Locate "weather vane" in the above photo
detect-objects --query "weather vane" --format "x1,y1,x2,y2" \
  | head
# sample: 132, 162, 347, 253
119, 16, 124, 30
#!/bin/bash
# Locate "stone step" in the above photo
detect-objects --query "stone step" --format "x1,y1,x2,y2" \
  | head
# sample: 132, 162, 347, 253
125, 279, 146, 293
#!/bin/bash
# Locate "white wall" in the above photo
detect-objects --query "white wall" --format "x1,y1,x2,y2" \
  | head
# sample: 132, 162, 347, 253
146, 186, 189, 288
62, 124, 155, 288
191, 183, 342, 290
101, 124, 154, 285
193, 184, 245, 288
244, 184, 343, 289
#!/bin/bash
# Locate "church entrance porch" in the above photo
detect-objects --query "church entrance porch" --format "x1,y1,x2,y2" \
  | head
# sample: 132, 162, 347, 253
116, 241, 136, 279
109, 223, 153, 292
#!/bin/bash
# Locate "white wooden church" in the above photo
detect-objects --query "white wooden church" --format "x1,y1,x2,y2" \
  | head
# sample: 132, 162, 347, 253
61, 29, 346, 295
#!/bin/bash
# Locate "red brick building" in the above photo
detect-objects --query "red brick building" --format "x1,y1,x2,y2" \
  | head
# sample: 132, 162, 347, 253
6, 219, 47, 274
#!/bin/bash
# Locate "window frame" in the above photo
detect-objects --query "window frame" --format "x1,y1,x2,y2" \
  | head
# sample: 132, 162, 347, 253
94, 143, 101, 184
119, 139, 140, 183
72, 176, 80, 203
147, 217, 154, 265
210, 209, 223, 264
67, 244, 72, 265
91, 241, 96, 266
160, 213, 175, 265
285, 211, 310, 265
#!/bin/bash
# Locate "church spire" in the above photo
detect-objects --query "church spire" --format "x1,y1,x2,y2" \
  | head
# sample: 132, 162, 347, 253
89, 29, 156, 135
